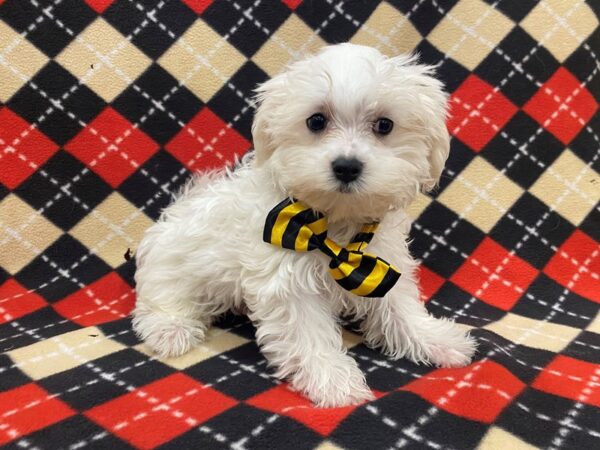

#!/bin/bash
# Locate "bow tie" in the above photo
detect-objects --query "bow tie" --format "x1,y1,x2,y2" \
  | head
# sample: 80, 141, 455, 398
263, 198, 401, 298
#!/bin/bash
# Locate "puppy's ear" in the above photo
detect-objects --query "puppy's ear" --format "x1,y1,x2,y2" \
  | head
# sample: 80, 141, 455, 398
252, 74, 286, 165
421, 98, 450, 193
397, 58, 450, 193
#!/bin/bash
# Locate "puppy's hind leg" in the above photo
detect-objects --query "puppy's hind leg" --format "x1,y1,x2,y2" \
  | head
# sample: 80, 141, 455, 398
132, 238, 224, 358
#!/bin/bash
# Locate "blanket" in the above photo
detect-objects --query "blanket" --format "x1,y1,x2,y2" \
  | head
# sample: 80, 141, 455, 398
0, 0, 599, 449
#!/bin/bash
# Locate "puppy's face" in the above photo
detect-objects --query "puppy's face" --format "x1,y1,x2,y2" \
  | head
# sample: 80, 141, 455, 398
252, 44, 450, 222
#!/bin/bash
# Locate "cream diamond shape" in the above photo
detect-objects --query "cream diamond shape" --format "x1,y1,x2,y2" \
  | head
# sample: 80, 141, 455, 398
521, 0, 599, 62
252, 14, 326, 77
8, 326, 125, 380
351, 1, 422, 57
56, 18, 151, 102
70, 192, 153, 268
0, 195, 62, 274
438, 157, 524, 233
529, 150, 599, 226
0, 21, 49, 102
484, 313, 580, 352
427, 0, 515, 70
158, 19, 246, 102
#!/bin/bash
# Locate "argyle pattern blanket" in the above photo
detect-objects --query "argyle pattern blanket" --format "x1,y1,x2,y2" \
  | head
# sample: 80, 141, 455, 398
1, 0, 599, 449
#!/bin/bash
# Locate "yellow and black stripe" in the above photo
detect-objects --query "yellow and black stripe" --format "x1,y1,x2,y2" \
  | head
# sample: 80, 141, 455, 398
264, 198, 401, 298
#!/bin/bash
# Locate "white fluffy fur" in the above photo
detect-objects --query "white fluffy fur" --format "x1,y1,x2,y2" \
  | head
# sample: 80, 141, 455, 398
133, 44, 477, 407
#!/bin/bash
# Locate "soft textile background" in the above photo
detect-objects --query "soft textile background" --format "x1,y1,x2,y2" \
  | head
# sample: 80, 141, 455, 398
0, 0, 599, 449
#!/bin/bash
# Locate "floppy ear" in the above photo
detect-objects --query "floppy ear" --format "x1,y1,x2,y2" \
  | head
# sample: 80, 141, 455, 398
421, 104, 450, 193
251, 74, 286, 165
413, 65, 451, 193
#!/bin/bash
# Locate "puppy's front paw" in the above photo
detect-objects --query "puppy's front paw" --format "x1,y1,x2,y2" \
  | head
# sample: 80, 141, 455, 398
292, 355, 375, 408
132, 306, 205, 358
428, 326, 477, 368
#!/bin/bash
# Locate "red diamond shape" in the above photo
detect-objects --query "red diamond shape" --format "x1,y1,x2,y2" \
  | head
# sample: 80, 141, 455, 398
0, 279, 48, 324
246, 384, 382, 436
402, 360, 525, 423
448, 75, 518, 152
181, 0, 213, 14
418, 265, 445, 303
282, 0, 303, 9
65, 107, 159, 188
166, 108, 251, 172
533, 355, 600, 407
86, 373, 237, 449
450, 237, 538, 311
0, 383, 75, 445
53, 272, 134, 326
0, 108, 59, 189
544, 230, 600, 303
524, 68, 598, 144
84, 0, 114, 13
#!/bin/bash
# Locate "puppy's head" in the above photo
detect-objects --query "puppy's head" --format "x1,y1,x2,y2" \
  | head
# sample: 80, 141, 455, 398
252, 44, 450, 222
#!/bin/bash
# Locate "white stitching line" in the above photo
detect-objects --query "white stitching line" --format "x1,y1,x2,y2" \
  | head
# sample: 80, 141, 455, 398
373, 0, 428, 54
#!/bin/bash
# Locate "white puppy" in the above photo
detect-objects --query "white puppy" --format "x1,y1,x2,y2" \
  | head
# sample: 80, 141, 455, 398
132, 43, 476, 407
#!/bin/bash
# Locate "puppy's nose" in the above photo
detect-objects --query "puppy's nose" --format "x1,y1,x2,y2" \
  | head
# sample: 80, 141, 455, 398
331, 157, 363, 183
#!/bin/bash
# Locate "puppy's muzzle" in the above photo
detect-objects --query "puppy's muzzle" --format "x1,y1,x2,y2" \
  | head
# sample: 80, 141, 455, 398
331, 157, 363, 184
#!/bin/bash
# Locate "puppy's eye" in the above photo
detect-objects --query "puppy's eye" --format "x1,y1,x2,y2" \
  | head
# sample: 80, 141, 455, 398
373, 118, 394, 135
306, 113, 327, 132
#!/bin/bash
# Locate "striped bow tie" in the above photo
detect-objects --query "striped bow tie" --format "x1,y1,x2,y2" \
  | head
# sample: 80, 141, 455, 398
263, 198, 401, 298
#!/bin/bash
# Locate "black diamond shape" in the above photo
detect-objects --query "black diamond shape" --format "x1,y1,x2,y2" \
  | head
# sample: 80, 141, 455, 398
7, 62, 106, 145
39, 348, 175, 411
512, 273, 598, 329
388, 0, 459, 36
296, 0, 378, 43
489, 192, 575, 269
416, 40, 470, 93
187, 342, 276, 401
0, 265, 8, 285
580, 207, 600, 243
98, 317, 140, 347
15, 234, 111, 302
334, 390, 487, 450
562, 330, 600, 364
161, 403, 321, 450
427, 281, 506, 327
104, 0, 196, 59
14, 151, 112, 231
349, 345, 433, 393
213, 313, 256, 341
413, 200, 486, 259
565, 28, 600, 98
203, 0, 291, 58
434, 139, 476, 195
497, 388, 591, 449
476, 27, 560, 106
112, 64, 203, 145
0, 0, 95, 57
115, 257, 136, 288
481, 329, 556, 384
0, 354, 32, 390
14, 415, 134, 450
0, 182, 8, 204
118, 150, 188, 221
0, 306, 79, 351
208, 61, 267, 141
482, 0, 537, 22
570, 110, 600, 171
481, 111, 564, 189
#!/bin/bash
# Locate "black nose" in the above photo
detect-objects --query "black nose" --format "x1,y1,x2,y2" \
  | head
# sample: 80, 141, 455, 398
331, 157, 363, 183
